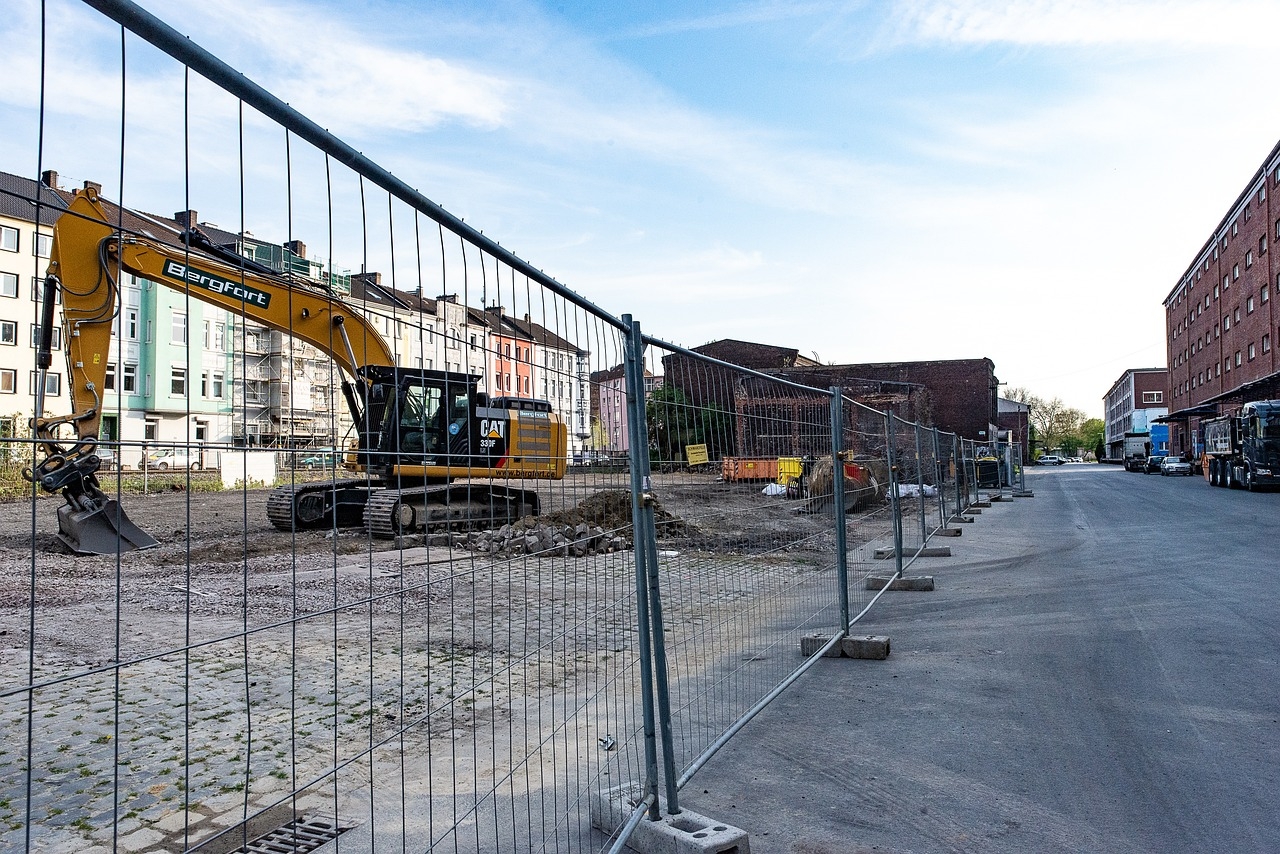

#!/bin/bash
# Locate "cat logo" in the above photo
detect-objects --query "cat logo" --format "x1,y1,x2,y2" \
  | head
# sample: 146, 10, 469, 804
479, 419, 506, 440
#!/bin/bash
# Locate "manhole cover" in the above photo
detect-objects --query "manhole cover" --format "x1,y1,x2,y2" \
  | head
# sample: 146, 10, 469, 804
234, 817, 351, 854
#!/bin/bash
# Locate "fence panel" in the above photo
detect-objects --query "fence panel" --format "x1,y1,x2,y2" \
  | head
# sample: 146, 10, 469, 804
634, 342, 841, 789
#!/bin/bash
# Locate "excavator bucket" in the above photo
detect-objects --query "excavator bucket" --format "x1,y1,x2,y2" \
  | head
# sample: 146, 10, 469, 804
56, 498, 159, 555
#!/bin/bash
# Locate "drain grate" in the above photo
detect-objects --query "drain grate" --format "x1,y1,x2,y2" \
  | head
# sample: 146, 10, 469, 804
233, 817, 351, 854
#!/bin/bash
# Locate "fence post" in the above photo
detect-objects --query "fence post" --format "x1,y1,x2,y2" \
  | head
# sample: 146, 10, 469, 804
953, 434, 963, 517
885, 415, 904, 577
914, 422, 926, 544
830, 389, 849, 632
933, 429, 946, 529
621, 315, 666, 820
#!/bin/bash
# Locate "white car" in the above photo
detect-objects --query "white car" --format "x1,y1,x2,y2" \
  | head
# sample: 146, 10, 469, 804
1159, 456, 1193, 476
1038, 455, 1065, 466
145, 448, 202, 470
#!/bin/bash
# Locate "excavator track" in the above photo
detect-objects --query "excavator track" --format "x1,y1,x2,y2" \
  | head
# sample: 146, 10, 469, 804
362, 483, 540, 540
267, 479, 377, 531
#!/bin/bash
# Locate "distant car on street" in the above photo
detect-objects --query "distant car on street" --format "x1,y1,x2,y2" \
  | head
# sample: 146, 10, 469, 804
144, 448, 201, 470
1160, 456, 1194, 476
1144, 455, 1167, 474
1038, 455, 1065, 466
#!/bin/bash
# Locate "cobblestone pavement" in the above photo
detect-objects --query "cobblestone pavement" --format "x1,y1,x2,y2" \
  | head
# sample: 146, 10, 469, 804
1, 473, 873, 852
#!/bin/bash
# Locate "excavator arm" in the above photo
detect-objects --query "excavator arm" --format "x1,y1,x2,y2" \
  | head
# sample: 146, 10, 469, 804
30, 187, 398, 553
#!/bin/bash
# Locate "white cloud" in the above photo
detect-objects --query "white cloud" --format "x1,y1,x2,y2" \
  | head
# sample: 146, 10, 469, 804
884, 0, 1280, 48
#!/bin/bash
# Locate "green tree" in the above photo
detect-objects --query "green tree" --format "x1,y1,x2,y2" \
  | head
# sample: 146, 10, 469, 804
1077, 418, 1105, 460
646, 386, 736, 463
646, 385, 699, 463
1005, 388, 1089, 456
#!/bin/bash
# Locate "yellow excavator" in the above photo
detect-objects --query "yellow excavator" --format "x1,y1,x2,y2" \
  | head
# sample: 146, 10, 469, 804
28, 187, 566, 555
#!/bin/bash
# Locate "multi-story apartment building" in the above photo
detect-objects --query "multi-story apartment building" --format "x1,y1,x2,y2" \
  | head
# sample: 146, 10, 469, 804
474, 306, 589, 458
0, 171, 67, 452
1, 167, 593, 466
1163, 138, 1280, 452
1103, 368, 1168, 460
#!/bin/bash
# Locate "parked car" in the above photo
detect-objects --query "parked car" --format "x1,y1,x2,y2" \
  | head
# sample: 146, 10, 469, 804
144, 448, 201, 470
1038, 455, 1065, 466
1160, 455, 1194, 476
298, 449, 340, 468
1144, 455, 1167, 474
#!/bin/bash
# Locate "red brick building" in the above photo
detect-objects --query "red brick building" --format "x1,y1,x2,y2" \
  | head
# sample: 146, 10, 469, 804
1163, 139, 1280, 452
662, 340, 999, 442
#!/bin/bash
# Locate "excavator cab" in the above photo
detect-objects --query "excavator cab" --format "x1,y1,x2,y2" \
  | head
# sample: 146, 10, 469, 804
359, 367, 507, 476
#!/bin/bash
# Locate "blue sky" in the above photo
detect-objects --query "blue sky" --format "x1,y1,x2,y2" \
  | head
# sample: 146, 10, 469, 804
5, 0, 1280, 415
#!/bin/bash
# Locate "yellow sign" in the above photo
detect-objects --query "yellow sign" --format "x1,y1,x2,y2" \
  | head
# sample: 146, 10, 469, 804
685, 444, 709, 466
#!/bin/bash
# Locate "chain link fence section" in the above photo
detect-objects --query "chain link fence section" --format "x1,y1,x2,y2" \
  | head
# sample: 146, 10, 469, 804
641, 341, 844, 790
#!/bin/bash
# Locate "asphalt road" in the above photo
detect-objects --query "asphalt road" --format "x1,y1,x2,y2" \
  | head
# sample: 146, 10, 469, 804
685, 464, 1280, 854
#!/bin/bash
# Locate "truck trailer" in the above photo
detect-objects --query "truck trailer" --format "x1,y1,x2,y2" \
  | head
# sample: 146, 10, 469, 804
1201, 400, 1280, 491
1122, 431, 1150, 472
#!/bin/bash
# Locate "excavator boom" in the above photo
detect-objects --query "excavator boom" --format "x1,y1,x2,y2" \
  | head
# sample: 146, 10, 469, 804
32, 187, 566, 555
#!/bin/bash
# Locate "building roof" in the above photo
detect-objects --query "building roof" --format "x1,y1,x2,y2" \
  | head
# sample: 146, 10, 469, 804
470, 307, 584, 355
690, 338, 820, 370
0, 170, 69, 223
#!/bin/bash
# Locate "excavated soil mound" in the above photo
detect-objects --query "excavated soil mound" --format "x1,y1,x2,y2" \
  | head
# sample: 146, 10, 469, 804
537, 489, 694, 539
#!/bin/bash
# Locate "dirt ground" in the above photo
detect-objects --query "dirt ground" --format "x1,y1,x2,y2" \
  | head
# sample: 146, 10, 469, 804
0, 468, 844, 676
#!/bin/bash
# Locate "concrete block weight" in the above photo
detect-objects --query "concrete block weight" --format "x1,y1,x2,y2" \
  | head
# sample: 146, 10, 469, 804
592, 786, 750, 854
865, 575, 935, 592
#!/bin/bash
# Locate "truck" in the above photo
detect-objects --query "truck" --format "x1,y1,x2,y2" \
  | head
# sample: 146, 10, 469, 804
27, 187, 567, 554
1122, 431, 1150, 472
1202, 400, 1280, 491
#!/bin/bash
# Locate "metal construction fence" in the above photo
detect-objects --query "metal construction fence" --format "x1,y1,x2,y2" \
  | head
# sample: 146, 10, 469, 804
1, 2, 1003, 852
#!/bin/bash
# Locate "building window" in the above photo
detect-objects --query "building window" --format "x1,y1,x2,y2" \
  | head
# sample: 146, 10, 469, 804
1235, 307, 1241, 322
1233, 264, 1240, 281
200, 371, 209, 397
1263, 284, 1270, 303
1248, 295, 1255, 314
170, 367, 187, 396
0, 369, 15, 393
0, 272, 16, 298
212, 372, 224, 398
1264, 334, 1272, 354
1223, 315, 1230, 331
1261, 236, 1268, 256
30, 324, 61, 350
1261, 185, 1268, 203
104, 362, 116, 391
1246, 250, 1254, 269
0, 320, 15, 345
0, 226, 17, 252
1232, 220, 1239, 237
171, 311, 187, 344
125, 309, 138, 340
144, 418, 158, 441
30, 371, 60, 396
1142, 391, 1163, 404
1236, 351, 1243, 367
1214, 284, 1220, 300
31, 279, 60, 303
122, 363, 137, 393
34, 233, 51, 258
1249, 343, 1256, 361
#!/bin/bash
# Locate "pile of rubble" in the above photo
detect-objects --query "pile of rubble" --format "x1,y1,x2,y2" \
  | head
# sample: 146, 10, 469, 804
437, 489, 693, 560
456, 522, 629, 558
